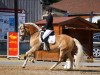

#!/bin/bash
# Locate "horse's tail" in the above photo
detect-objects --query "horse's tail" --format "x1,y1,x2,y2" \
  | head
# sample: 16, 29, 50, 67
73, 38, 84, 69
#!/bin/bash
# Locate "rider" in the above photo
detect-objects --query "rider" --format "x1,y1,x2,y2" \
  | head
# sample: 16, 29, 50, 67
41, 7, 54, 51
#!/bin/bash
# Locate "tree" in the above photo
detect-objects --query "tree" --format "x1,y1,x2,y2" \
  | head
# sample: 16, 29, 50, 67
40, 0, 60, 8
41, 0, 60, 5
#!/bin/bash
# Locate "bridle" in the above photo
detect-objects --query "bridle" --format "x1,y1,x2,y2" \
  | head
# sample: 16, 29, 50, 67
19, 25, 29, 41
20, 23, 42, 41
24, 23, 41, 31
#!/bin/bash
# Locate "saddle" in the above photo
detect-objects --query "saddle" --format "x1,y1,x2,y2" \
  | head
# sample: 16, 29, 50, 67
40, 30, 56, 51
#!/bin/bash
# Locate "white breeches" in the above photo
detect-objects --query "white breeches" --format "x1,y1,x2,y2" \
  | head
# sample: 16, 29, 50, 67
42, 30, 53, 40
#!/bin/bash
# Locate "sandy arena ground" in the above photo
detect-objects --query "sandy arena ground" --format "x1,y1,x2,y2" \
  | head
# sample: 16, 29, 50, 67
0, 58, 100, 75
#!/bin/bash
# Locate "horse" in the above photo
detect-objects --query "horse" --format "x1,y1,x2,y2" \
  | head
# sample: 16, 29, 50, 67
19, 22, 84, 70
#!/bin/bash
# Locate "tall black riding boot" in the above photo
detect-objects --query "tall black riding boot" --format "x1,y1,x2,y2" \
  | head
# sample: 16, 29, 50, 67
45, 42, 50, 51
40, 43, 44, 50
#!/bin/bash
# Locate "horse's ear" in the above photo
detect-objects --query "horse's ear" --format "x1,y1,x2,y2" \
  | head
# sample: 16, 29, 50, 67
19, 23, 24, 29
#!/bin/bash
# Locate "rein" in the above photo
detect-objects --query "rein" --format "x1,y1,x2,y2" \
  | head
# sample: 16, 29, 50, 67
24, 23, 42, 36
24, 23, 41, 32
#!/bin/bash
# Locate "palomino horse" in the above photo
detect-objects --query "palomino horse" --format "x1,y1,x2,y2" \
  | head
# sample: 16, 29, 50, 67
19, 23, 83, 70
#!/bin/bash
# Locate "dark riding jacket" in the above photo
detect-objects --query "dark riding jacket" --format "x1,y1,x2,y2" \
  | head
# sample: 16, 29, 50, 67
44, 13, 53, 30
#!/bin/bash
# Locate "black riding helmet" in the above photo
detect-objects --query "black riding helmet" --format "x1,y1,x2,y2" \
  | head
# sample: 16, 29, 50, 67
45, 7, 52, 12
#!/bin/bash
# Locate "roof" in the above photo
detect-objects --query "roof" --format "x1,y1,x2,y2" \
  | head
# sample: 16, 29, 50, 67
35, 17, 98, 28
35, 17, 75, 25
63, 17, 98, 28
50, 0, 100, 14
86, 16, 100, 23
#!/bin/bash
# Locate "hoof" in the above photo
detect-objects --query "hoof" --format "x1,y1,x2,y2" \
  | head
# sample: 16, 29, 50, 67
66, 68, 73, 71
49, 68, 53, 70
31, 60, 35, 63
22, 66, 25, 68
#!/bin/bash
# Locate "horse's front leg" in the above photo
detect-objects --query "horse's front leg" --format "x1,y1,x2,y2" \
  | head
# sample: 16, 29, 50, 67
22, 46, 37, 68
22, 56, 29, 68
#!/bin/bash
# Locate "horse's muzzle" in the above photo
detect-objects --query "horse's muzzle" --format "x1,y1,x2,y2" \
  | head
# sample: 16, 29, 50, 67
20, 35, 25, 41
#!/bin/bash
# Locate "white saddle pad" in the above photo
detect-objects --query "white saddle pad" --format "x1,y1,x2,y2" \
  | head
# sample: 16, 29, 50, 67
48, 35, 56, 44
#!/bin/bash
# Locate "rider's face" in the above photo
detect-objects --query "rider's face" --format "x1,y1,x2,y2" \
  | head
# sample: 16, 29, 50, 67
46, 11, 49, 15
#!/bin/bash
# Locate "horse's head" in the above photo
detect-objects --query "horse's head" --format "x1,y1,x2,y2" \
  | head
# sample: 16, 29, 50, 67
19, 23, 41, 41
19, 24, 27, 41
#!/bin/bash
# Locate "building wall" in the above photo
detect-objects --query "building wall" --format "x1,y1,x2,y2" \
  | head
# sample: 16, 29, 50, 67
62, 28, 93, 57
0, 0, 42, 22
0, 0, 42, 55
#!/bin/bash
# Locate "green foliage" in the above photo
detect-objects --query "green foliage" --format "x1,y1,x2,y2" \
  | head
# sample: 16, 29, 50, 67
49, 0, 60, 4
41, 0, 60, 9
42, 0, 60, 5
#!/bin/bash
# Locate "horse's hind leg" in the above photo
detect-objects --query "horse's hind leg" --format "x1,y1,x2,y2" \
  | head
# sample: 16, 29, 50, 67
50, 50, 65, 70
50, 61, 61, 70
66, 52, 73, 70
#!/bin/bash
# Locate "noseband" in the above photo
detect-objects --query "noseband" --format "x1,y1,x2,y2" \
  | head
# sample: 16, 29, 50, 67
20, 25, 39, 37
20, 25, 27, 37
